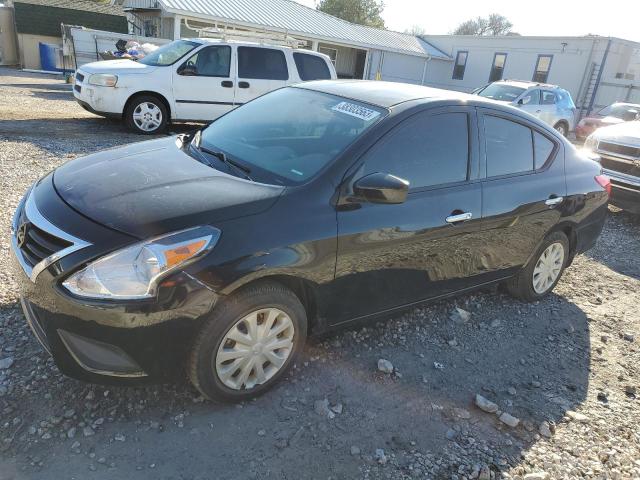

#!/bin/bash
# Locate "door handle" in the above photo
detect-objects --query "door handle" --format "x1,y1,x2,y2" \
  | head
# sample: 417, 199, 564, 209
221, 80, 233, 88
545, 196, 564, 206
238, 81, 250, 89
536, 109, 542, 113
445, 212, 473, 224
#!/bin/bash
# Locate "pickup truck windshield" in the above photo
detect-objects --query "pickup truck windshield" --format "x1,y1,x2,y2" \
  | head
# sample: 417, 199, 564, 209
199, 88, 386, 185
139, 40, 199, 66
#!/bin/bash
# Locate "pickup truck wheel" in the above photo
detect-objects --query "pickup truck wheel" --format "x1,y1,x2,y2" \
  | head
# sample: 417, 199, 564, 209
188, 281, 307, 403
125, 95, 167, 134
553, 122, 568, 137
506, 231, 569, 302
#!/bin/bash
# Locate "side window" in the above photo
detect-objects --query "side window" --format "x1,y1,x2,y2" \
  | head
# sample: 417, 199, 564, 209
534, 132, 555, 169
484, 116, 533, 177
452, 51, 468, 80
363, 112, 469, 189
520, 89, 540, 105
293, 53, 331, 81
541, 91, 557, 105
180, 46, 231, 77
238, 47, 288, 80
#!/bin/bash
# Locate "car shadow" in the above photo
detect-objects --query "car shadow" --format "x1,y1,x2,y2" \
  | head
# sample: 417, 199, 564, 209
585, 206, 640, 279
0, 288, 590, 478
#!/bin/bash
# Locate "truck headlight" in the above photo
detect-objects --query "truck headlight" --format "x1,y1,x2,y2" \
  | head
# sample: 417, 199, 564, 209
63, 226, 220, 300
584, 134, 598, 152
88, 74, 118, 87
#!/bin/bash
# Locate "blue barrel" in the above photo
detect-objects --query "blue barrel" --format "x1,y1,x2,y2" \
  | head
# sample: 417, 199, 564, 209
39, 42, 61, 71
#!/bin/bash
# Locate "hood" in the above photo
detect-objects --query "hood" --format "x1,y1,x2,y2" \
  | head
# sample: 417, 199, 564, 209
78, 59, 156, 75
53, 137, 284, 238
592, 120, 640, 145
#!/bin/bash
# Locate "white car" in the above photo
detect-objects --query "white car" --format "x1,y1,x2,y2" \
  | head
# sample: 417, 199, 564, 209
474, 80, 577, 137
73, 39, 337, 134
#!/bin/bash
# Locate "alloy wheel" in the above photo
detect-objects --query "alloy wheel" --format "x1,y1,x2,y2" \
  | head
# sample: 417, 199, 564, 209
532, 242, 565, 294
215, 308, 295, 390
555, 124, 567, 136
132, 102, 163, 132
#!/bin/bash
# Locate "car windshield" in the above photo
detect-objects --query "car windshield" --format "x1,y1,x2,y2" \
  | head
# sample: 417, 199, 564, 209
477, 84, 526, 102
198, 88, 386, 185
597, 104, 640, 121
138, 40, 199, 66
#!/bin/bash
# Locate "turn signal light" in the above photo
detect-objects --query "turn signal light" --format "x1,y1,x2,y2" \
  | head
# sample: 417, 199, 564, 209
595, 174, 611, 197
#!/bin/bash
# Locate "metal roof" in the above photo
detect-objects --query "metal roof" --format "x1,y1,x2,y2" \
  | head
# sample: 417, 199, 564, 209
159, 0, 451, 59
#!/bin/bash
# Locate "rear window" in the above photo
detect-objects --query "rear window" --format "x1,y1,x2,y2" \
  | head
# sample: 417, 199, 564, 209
293, 52, 331, 81
238, 47, 288, 80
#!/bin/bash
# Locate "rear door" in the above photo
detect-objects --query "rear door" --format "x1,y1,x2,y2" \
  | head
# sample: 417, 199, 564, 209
172, 44, 236, 121
234, 46, 290, 107
329, 107, 487, 325
476, 109, 565, 278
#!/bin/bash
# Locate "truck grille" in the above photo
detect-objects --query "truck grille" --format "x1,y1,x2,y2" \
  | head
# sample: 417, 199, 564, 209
600, 157, 640, 177
598, 141, 640, 159
75, 72, 85, 83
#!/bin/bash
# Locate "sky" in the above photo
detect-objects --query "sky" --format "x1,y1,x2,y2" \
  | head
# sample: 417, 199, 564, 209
297, 0, 640, 42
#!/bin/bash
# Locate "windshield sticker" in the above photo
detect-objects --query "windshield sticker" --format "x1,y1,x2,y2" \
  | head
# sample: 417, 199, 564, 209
332, 102, 380, 121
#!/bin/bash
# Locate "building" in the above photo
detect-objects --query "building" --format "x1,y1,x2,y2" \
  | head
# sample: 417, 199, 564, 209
1, 0, 127, 70
113, 0, 451, 83
421, 34, 640, 115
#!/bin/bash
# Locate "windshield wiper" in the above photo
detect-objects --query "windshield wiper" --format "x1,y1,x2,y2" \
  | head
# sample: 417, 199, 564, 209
191, 142, 253, 181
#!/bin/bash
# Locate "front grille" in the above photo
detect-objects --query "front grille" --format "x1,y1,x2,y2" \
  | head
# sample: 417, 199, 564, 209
599, 142, 640, 159
74, 84, 81, 93
611, 178, 640, 192
600, 157, 640, 177
20, 223, 72, 268
75, 72, 85, 83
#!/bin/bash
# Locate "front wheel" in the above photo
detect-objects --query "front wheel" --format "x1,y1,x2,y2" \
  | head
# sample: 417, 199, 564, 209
189, 281, 307, 402
507, 231, 569, 302
124, 95, 168, 134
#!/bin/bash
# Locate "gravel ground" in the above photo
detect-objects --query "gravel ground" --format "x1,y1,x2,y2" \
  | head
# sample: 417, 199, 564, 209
0, 67, 639, 480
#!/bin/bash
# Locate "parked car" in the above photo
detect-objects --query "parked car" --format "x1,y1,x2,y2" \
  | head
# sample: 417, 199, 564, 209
72, 38, 337, 134
474, 80, 577, 136
12, 81, 609, 402
576, 102, 640, 140
583, 120, 640, 213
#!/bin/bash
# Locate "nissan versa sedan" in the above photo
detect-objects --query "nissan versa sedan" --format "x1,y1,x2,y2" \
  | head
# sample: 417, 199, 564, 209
11, 81, 609, 402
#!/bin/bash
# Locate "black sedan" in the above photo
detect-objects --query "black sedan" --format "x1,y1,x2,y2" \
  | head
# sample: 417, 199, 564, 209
11, 81, 609, 402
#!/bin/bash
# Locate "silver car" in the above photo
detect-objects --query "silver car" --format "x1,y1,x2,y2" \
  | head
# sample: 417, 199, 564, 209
474, 80, 577, 136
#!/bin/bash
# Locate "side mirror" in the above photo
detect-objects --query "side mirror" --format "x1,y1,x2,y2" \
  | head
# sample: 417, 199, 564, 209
517, 98, 524, 105
179, 64, 197, 76
353, 172, 409, 204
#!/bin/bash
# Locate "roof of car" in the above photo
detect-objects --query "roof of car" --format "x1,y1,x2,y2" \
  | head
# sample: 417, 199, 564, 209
297, 80, 477, 108
495, 79, 561, 90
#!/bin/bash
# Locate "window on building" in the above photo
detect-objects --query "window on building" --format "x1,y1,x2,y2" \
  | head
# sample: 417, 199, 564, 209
238, 47, 288, 80
293, 53, 331, 81
533, 55, 553, 83
318, 46, 338, 66
452, 51, 468, 80
362, 112, 470, 189
484, 116, 534, 177
489, 53, 507, 82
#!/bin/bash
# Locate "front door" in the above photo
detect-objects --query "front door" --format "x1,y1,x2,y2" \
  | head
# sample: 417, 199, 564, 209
172, 44, 236, 121
233, 46, 290, 107
476, 109, 566, 277
329, 108, 486, 325
538, 90, 559, 126
518, 88, 542, 120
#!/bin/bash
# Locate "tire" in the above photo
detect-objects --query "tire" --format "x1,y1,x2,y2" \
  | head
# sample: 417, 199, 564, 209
553, 122, 568, 137
124, 94, 168, 134
188, 281, 307, 402
506, 231, 569, 302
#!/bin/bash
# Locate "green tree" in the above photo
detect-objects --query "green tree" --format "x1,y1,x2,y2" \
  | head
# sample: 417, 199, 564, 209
452, 14, 516, 36
317, 0, 386, 29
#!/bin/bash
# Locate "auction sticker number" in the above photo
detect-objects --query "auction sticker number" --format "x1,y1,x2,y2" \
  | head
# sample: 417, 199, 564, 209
332, 102, 380, 121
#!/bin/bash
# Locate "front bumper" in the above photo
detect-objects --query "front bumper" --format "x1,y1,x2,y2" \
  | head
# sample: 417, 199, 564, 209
604, 169, 640, 214
73, 70, 128, 117
11, 178, 219, 384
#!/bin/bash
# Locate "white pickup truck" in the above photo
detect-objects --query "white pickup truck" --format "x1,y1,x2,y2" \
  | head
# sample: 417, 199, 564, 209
73, 38, 337, 134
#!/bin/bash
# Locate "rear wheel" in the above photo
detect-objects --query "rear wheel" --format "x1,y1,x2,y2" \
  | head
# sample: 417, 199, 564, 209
507, 231, 569, 302
189, 281, 307, 402
124, 94, 167, 134
553, 121, 568, 137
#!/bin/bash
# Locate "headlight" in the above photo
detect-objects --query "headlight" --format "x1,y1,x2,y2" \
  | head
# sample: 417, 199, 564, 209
63, 226, 220, 300
584, 134, 598, 152
88, 74, 118, 87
